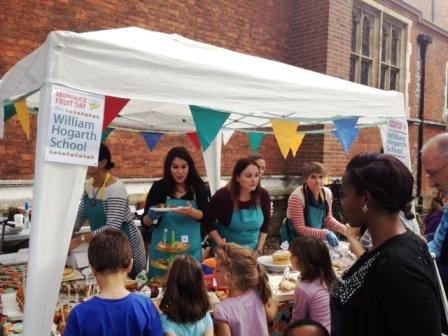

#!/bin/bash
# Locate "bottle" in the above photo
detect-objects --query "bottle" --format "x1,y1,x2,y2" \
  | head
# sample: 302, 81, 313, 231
24, 202, 30, 228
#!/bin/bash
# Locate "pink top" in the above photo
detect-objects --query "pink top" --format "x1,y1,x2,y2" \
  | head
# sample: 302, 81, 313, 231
292, 279, 331, 333
213, 289, 268, 336
287, 186, 345, 239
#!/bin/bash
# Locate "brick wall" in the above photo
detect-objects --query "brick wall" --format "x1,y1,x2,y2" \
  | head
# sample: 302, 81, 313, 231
0, 0, 292, 179
1, 0, 448, 202
288, 0, 329, 73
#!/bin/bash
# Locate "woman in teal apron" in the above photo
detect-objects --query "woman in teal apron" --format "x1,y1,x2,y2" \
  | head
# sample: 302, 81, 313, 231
280, 162, 346, 246
203, 158, 271, 256
141, 147, 209, 278
71, 143, 146, 278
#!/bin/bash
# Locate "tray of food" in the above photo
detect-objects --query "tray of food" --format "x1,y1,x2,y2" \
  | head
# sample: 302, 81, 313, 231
156, 241, 190, 253
150, 259, 170, 270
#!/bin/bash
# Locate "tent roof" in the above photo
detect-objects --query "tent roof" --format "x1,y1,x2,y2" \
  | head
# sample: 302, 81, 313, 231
0, 27, 405, 133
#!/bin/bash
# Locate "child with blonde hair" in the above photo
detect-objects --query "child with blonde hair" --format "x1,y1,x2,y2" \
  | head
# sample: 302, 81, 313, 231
213, 243, 277, 336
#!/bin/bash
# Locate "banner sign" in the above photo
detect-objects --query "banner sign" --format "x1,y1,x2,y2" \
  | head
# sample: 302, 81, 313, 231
45, 85, 104, 166
382, 118, 411, 170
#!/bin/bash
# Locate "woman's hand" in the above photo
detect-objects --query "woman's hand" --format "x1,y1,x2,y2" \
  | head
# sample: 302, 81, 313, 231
173, 202, 193, 216
69, 236, 82, 252
346, 224, 361, 239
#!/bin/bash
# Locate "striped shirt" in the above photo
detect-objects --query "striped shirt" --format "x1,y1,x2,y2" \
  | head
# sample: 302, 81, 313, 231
286, 186, 345, 240
213, 289, 268, 336
74, 179, 146, 277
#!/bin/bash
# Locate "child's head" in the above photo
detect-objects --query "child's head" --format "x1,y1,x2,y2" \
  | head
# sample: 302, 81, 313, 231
289, 237, 336, 289
160, 255, 210, 324
214, 243, 272, 303
88, 229, 132, 275
285, 319, 330, 336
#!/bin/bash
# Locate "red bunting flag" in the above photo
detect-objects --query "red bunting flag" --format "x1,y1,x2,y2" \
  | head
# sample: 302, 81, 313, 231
187, 132, 201, 150
103, 96, 129, 129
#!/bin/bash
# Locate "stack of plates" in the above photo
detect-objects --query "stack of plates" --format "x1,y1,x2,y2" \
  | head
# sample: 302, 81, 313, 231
5, 222, 24, 235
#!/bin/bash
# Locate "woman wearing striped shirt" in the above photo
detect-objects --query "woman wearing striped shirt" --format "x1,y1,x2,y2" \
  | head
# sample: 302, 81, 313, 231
70, 143, 146, 278
280, 162, 346, 247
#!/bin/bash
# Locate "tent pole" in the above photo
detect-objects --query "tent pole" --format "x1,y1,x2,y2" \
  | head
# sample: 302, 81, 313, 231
202, 131, 222, 195
23, 84, 87, 335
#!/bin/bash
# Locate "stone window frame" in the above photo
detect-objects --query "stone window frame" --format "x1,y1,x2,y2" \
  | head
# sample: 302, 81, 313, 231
350, 0, 412, 108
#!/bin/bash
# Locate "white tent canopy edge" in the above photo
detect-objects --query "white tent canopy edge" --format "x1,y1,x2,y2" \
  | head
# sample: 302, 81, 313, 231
0, 27, 406, 336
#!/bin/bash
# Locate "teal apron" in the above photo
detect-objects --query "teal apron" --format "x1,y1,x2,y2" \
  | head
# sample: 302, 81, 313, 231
148, 198, 202, 277
216, 206, 264, 250
280, 202, 327, 243
84, 195, 131, 239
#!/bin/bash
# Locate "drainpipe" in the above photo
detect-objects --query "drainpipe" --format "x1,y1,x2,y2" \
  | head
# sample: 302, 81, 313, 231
416, 34, 432, 211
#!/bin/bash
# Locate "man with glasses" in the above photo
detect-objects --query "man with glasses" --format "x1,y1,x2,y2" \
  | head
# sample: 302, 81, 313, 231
422, 133, 448, 291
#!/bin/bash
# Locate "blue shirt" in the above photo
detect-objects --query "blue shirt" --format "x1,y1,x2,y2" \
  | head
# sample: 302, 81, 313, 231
428, 206, 448, 258
161, 312, 213, 336
64, 293, 163, 336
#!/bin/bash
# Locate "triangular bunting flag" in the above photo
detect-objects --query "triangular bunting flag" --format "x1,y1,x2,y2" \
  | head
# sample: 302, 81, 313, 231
101, 127, 115, 141
187, 132, 201, 150
332, 117, 360, 153
103, 96, 129, 129
271, 119, 300, 159
15, 99, 31, 139
222, 129, 234, 146
4, 104, 16, 121
190, 105, 230, 151
248, 132, 265, 153
290, 133, 305, 157
142, 132, 163, 151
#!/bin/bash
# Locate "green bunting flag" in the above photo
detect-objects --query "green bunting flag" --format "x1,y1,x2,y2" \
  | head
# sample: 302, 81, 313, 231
248, 132, 264, 153
101, 127, 115, 141
190, 105, 230, 151
4, 104, 16, 121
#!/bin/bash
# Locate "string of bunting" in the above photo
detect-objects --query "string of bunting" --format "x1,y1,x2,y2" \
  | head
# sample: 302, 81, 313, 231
2, 97, 364, 157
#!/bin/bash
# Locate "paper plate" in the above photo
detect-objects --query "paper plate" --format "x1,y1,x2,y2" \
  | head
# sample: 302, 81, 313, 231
257, 255, 292, 273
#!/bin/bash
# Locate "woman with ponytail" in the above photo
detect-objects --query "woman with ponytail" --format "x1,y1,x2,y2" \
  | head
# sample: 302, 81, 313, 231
289, 237, 336, 333
213, 243, 276, 336
281, 162, 346, 246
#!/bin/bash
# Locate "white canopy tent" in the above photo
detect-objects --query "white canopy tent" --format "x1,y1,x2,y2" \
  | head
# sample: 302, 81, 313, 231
0, 27, 406, 335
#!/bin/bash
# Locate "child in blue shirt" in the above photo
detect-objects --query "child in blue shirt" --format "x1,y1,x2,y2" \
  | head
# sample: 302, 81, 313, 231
64, 229, 162, 336
159, 255, 213, 336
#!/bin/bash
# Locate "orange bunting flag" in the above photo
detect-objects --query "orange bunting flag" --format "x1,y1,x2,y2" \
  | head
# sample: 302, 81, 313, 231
270, 119, 301, 159
15, 99, 31, 139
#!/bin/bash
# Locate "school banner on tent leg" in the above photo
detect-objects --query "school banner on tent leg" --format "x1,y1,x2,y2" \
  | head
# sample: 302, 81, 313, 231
381, 118, 411, 170
45, 85, 104, 166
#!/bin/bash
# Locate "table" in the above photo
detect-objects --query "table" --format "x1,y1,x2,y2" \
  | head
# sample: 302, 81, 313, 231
3, 220, 141, 242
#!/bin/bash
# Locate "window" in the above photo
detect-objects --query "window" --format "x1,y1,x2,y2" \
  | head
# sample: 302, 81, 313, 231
350, 2, 407, 92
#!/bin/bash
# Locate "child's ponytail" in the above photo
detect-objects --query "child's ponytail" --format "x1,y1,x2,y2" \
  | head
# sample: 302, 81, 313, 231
257, 264, 272, 304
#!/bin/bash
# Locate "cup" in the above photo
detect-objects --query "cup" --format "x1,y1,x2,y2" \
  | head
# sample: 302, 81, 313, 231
14, 214, 24, 225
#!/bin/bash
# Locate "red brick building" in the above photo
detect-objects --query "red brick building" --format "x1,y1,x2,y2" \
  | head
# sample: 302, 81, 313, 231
1, 0, 447, 200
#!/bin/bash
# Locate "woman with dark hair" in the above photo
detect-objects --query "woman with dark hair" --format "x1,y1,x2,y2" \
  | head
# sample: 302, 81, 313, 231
203, 158, 271, 254
281, 162, 346, 246
71, 143, 146, 278
331, 152, 444, 336
142, 147, 208, 276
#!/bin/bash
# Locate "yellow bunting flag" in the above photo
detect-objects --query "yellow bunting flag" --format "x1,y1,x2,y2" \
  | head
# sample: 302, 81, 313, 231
271, 119, 301, 159
290, 132, 305, 157
15, 99, 30, 139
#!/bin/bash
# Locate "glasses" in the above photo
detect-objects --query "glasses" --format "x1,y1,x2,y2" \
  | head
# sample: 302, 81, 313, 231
427, 160, 448, 180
